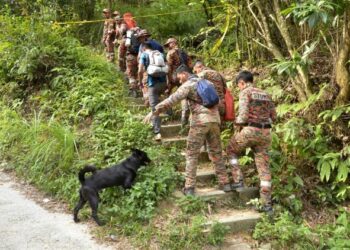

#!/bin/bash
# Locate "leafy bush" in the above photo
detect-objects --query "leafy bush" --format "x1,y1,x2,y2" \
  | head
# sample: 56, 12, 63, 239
254, 211, 350, 249
0, 14, 181, 233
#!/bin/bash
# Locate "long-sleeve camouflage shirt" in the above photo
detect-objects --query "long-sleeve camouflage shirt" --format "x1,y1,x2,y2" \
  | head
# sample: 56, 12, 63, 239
102, 19, 115, 43
236, 85, 276, 125
115, 23, 128, 40
166, 47, 191, 84
197, 67, 225, 100
155, 77, 220, 126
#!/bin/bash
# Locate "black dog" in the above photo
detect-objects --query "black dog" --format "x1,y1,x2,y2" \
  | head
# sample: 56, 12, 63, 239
73, 148, 151, 225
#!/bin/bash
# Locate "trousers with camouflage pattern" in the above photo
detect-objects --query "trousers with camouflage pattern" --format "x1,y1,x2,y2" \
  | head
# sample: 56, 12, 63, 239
226, 127, 272, 205
126, 53, 138, 88
185, 122, 229, 189
117, 39, 127, 72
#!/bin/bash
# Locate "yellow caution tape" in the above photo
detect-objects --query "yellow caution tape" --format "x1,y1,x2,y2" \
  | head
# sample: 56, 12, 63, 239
53, 5, 225, 26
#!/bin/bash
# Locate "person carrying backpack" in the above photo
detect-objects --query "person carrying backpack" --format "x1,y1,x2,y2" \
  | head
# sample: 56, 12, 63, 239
113, 15, 128, 72
125, 27, 141, 95
164, 37, 191, 94
164, 37, 192, 125
193, 61, 227, 124
144, 65, 231, 195
137, 30, 164, 104
138, 42, 168, 141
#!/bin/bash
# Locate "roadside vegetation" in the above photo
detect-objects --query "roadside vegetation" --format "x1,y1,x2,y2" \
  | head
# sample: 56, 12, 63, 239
0, 0, 349, 249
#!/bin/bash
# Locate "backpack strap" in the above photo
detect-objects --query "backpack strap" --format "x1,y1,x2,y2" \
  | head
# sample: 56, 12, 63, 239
186, 78, 203, 105
177, 49, 186, 65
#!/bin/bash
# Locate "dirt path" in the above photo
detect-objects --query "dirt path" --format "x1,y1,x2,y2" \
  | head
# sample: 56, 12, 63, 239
0, 170, 113, 250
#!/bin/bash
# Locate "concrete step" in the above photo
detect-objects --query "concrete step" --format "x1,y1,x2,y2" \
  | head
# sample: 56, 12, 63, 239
132, 113, 172, 121
160, 123, 188, 137
204, 209, 261, 233
174, 186, 259, 203
126, 97, 144, 105
162, 136, 187, 146
197, 186, 259, 202
126, 104, 148, 112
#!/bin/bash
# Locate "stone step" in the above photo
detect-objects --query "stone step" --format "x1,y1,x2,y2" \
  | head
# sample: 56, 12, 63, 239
180, 151, 210, 163
198, 187, 259, 203
174, 186, 259, 203
204, 209, 261, 234
126, 97, 144, 105
160, 123, 185, 137
162, 136, 187, 145
132, 113, 172, 121
126, 104, 148, 112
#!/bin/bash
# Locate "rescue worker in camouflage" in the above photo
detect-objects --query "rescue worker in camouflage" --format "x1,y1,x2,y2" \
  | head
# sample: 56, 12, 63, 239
101, 9, 116, 62
164, 37, 192, 125
125, 27, 141, 95
113, 15, 128, 72
150, 65, 231, 195
226, 70, 276, 213
193, 61, 226, 122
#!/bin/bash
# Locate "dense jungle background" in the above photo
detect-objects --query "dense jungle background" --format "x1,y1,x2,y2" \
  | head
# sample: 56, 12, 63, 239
0, 0, 349, 249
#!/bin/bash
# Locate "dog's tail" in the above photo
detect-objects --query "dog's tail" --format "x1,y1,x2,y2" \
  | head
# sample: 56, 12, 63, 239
78, 164, 97, 184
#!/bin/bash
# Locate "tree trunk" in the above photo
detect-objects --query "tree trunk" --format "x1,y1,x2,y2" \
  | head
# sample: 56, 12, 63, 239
335, 9, 350, 105
272, 0, 313, 98
202, 1, 214, 26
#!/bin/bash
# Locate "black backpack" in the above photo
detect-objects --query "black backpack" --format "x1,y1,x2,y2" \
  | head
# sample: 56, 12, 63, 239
177, 49, 189, 66
127, 31, 140, 54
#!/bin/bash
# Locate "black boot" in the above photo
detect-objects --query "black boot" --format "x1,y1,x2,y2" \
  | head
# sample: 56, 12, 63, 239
182, 187, 195, 196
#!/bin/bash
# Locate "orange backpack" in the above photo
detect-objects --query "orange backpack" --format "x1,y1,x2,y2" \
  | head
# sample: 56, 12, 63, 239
224, 89, 235, 121
123, 12, 137, 29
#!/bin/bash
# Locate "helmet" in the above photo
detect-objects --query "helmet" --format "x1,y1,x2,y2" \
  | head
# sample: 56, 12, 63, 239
164, 37, 177, 47
102, 8, 110, 13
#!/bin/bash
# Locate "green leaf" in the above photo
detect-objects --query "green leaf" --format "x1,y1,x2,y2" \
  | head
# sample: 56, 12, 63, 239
320, 161, 331, 182
293, 175, 304, 186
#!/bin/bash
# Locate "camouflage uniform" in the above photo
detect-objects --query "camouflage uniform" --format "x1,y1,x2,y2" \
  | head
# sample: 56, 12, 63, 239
125, 28, 140, 88
226, 84, 276, 206
103, 19, 116, 62
166, 48, 191, 93
115, 22, 128, 72
198, 68, 226, 119
166, 48, 191, 123
155, 77, 230, 189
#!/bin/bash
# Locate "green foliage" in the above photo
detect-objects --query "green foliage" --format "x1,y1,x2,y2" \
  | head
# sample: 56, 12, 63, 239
176, 196, 207, 215
0, 14, 181, 236
282, 0, 337, 28
160, 216, 228, 250
270, 40, 318, 77
0, 104, 81, 204
207, 222, 230, 246
271, 116, 350, 208
254, 211, 350, 249
254, 212, 314, 248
